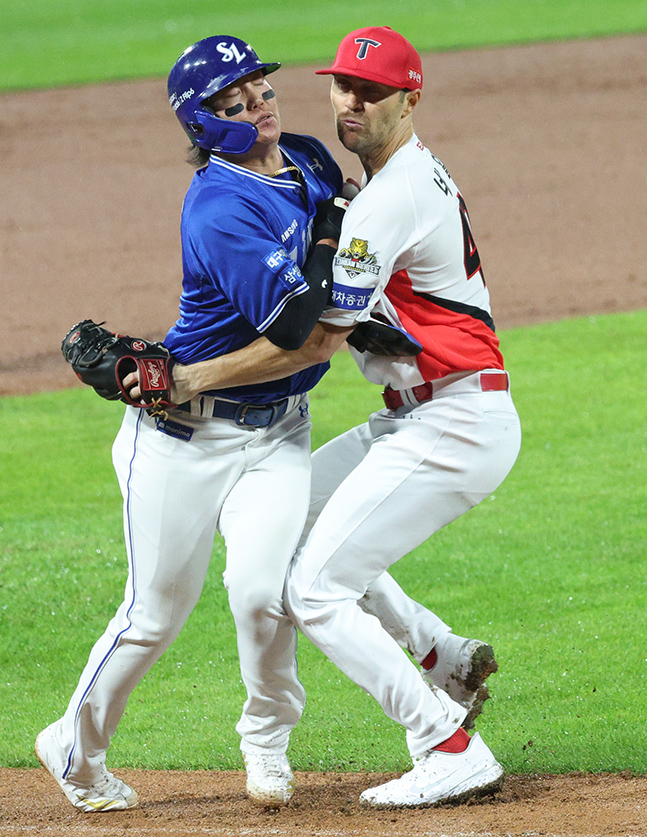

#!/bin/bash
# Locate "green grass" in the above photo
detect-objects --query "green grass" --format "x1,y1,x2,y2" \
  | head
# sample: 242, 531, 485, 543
2, 0, 646, 91
1, 310, 646, 774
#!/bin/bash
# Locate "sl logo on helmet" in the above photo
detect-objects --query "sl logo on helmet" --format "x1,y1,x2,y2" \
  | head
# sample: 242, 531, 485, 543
217, 41, 247, 64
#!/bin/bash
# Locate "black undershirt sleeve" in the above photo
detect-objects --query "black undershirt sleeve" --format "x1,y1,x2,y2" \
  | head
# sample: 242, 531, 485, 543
263, 244, 336, 351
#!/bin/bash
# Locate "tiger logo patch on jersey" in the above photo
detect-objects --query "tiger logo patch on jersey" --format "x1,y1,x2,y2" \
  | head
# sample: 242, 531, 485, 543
335, 238, 380, 278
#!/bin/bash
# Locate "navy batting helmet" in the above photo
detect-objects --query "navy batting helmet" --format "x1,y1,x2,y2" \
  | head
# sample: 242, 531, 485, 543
168, 36, 281, 154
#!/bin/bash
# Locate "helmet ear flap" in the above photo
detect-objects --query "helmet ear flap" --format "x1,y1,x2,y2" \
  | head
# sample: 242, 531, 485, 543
183, 108, 258, 155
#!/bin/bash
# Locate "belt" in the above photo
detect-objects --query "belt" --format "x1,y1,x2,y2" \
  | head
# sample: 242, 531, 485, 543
176, 395, 291, 427
382, 370, 509, 411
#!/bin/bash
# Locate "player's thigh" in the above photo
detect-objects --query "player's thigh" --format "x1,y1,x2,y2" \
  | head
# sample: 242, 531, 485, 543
112, 408, 246, 606
307, 421, 373, 522
219, 409, 313, 614
291, 395, 520, 603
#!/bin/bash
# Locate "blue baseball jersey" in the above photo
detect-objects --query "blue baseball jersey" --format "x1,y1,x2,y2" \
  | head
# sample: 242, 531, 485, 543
165, 133, 343, 403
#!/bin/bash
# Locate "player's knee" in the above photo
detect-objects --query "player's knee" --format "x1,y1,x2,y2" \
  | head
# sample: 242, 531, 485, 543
126, 611, 183, 648
228, 585, 285, 624
284, 574, 328, 628
125, 586, 199, 645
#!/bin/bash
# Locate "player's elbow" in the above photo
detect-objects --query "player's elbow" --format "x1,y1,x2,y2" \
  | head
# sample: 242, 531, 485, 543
304, 336, 336, 365
264, 322, 311, 351
264, 247, 336, 352
263, 295, 323, 351
300, 323, 350, 365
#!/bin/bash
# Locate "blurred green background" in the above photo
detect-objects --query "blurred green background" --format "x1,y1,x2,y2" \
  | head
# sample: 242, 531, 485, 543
2, 0, 646, 91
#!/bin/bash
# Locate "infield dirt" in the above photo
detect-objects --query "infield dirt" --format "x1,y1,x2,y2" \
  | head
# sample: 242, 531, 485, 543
1, 33, 646, 837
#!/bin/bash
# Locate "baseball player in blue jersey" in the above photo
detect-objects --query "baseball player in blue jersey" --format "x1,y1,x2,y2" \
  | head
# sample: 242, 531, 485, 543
36, 33, 501, 813
35, 35, 346, 813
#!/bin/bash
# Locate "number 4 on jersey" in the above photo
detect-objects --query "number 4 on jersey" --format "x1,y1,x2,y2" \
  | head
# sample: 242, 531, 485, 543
458, 193, 485, 286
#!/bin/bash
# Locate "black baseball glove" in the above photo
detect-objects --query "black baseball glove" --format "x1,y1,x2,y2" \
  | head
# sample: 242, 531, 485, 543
61, 319, 175, 417
347, 317, 423, 357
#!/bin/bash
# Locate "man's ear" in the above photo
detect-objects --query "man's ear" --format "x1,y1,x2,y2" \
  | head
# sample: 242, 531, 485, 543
402, 89, 421, 117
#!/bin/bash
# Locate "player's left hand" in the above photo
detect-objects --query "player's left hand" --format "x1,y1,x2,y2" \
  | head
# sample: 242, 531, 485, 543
347, 318, 423, 357
61, 319, 176, 417
123, 361, 194, 407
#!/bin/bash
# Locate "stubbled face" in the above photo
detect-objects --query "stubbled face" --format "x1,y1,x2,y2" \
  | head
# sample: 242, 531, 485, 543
330, 74, 406, 157
205, 70, 281, 147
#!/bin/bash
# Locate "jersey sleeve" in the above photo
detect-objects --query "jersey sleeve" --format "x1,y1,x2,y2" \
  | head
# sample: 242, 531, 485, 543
184, 190, 308, 334
320, 171, 422, 327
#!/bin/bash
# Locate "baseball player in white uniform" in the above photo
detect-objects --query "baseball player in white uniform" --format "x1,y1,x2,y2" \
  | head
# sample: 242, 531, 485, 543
166, 26, 521, 807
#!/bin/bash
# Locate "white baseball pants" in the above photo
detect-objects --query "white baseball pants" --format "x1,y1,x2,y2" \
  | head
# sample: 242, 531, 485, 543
56, 397, 312, 784
286, 378, 522, 758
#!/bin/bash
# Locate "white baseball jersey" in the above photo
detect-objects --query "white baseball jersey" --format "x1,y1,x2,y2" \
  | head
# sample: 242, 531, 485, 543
322, 133, 504, 390
285, 132, 521, 759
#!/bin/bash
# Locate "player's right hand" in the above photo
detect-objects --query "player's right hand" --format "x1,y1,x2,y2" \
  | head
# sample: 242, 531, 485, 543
312, 196, 350, 244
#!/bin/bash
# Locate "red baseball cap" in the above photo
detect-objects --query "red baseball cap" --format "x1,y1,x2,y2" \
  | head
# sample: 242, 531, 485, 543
316, 26, 423, 90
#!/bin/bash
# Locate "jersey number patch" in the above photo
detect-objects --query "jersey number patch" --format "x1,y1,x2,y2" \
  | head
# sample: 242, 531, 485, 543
458, 193, 485, 286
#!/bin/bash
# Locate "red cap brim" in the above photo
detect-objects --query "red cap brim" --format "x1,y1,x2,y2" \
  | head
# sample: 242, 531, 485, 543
314, 65, 406, 89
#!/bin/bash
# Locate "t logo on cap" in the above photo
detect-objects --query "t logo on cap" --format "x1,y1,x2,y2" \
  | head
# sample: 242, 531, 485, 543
354, 37, 381, 59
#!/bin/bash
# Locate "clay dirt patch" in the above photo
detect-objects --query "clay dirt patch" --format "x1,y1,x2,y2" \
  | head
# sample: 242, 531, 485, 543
2, 767, 647, 836
1, 33, 647, 837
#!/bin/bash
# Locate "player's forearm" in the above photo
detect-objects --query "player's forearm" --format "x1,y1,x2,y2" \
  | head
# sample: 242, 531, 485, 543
171, 322, 352, 403
172, 339, 308, 401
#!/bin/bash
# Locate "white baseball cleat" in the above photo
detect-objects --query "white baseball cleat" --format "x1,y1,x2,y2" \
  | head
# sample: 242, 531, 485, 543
359, 732, 504, 808
423, 633, 498, 729
35, 721, 138, 813
244, 752, 295, 807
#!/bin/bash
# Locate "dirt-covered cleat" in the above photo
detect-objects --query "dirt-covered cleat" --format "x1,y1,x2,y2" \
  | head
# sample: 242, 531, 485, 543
423, 634, 498, 729
359, 731, 504, 808
35, 721, 138, 813
244, 752, 295, 807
